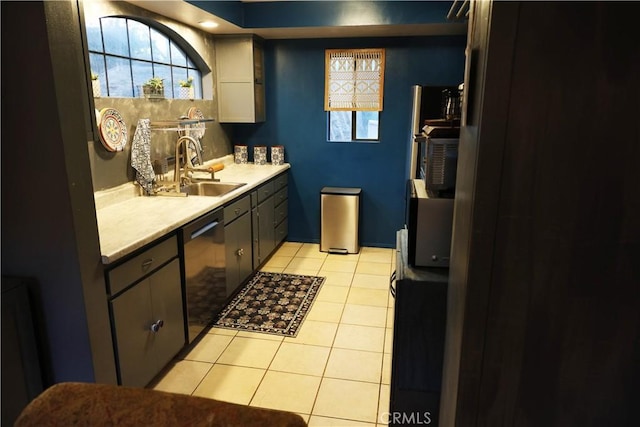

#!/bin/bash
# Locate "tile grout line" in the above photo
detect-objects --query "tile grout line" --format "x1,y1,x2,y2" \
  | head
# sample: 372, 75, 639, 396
183, 332, 237, 397
306, 263, 355, 421
246, 335, 285, 409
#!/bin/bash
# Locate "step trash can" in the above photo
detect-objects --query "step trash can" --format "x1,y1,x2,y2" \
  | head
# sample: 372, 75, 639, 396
320, 187, 362, 254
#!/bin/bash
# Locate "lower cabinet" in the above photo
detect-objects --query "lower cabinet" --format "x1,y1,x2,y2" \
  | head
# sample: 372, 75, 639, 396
251, 171, 289, 268
390, 229, 448, 426
251, 182, 276, 268
224, 195, 253, 296
110, 258, 184, 387
274, 173, 288, 245
107, 235, 184, 387
105, 171, 289, 387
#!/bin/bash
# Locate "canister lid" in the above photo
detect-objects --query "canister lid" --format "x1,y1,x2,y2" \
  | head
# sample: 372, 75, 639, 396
321, 187, 362, 195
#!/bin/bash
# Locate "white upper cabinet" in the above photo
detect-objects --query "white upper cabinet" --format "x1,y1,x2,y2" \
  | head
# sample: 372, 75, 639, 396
215, 35, 265, 123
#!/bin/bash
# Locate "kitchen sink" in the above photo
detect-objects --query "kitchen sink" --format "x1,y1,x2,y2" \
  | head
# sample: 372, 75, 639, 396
181, 181, 246, 197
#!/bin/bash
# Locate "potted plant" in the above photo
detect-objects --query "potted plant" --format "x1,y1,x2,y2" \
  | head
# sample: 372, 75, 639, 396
142, 77, 165, 99
178, 76, 194, 100
91, 71, 101, 98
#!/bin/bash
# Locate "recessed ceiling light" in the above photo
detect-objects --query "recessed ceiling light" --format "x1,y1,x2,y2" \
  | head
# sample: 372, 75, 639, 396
199, 21, 219, 29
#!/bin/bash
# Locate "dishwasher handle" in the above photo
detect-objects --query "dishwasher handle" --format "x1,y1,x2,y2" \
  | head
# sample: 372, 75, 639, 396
190, 220, 219, 239
182, 209, 224, 243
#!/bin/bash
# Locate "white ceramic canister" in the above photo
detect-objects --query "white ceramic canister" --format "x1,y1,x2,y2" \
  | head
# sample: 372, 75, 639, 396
234, 145, 248, 164
271, 145, 285, 165
254, 145, 267, 165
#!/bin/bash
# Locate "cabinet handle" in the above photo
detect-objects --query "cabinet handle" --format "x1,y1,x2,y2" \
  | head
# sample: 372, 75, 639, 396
150, 319, 164, 333
141, 258, 154, 269
234, 208, 241, 215
237, 248, 244, 257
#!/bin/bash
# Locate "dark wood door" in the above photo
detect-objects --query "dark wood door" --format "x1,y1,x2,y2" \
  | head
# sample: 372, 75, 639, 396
443, 2, 640, 426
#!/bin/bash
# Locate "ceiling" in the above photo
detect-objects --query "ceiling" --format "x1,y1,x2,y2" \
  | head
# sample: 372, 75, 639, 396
125, 0, 468, 39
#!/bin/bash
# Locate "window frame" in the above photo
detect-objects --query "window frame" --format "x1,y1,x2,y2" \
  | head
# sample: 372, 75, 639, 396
325, 48, 384, 143
327, 110, 381, 143
86, 16, 204, 99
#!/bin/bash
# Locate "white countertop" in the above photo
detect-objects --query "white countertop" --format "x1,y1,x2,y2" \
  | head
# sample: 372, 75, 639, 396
95, 157, 290, 265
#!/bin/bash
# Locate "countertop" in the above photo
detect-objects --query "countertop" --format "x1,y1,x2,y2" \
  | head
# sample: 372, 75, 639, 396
95, 156, 290, 265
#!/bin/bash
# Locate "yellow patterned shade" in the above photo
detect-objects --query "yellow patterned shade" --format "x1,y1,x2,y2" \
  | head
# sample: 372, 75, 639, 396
325, 48, 385, 111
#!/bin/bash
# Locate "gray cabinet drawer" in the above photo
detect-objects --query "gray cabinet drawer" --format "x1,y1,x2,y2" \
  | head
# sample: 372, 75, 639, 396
275, 218, 288, 244
274, 173, 288, 192
108, 235, 178, 295
224, 194, 251, 225
275, 199, 288, 225
274, 186, 287, 207
257, 181, 274, 203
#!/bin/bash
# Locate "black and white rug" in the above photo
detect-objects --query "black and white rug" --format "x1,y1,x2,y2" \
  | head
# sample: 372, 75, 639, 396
213, 271, 325, 337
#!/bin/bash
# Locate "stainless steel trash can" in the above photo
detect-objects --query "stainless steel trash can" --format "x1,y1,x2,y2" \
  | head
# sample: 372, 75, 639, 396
320, 187, 361, 254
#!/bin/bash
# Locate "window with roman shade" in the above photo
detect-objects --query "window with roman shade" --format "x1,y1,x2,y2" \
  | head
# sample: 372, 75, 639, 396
324, 48, 386, 111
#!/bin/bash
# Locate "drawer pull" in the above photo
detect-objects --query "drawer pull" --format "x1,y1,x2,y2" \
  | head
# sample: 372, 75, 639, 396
234, 208, 241, 215
237, 248, 244, 257
141, 258, 154, 269
150, 319, 164, 333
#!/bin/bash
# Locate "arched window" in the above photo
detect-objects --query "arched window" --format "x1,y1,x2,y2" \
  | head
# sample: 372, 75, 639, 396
86, 16, 202, 99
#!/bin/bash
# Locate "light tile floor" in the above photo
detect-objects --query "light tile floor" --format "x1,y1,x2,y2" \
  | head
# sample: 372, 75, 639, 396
149, 242, 396, 427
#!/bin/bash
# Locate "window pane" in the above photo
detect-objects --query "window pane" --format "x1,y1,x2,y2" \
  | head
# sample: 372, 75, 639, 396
132, 60, 154, 97
172, 67, 188, 96
127, 20, 151, 61
85, 15, 103, 52
89, 53, 105, 79
329, 111, 352, 142
170, 42, 187, 66
190, 70, 202, 98
106, 56, 133, 97
101, 17, 129, 57
150, 28, 170, 63
153, 64, 172, 97
86, 17, 202, 99
355, 111, 379, 140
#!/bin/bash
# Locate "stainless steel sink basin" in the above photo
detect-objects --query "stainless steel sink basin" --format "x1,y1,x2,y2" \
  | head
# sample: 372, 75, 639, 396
181, 181, 246, 197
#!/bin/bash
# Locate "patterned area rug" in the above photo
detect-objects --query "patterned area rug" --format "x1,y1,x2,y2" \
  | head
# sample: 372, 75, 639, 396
214, 272, 325, 337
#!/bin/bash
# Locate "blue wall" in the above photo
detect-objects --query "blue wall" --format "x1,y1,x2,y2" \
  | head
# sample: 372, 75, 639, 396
232, 36, 466, 247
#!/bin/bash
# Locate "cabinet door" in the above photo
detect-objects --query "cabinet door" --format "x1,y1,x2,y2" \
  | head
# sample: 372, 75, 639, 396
257, 195, 275, 265
252, 205, 260, 269
216, 36, 265, 123
148, 259, 184, 373
111, 278, 155, 387
218, 82, 257, 122
217, 37, 253, 81
225, 212, 252, 295
111, 259, 182, 387
236, 212, 254, 286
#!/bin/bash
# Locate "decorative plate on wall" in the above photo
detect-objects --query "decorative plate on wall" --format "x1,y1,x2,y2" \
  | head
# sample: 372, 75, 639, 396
187, 106, 206, 139
98, 107, 128, 152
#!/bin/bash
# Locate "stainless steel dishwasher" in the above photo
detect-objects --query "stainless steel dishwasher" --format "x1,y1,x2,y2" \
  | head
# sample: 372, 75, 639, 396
181, 208, 226, 343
